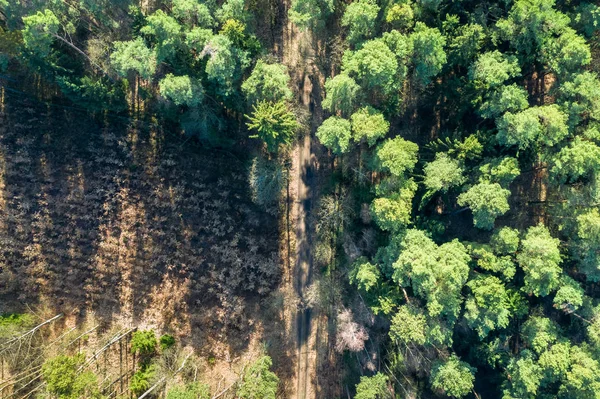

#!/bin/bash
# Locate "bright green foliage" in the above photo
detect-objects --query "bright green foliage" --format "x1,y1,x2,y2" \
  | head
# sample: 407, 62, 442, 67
559, 72, 600, 127
288, 0, 334, 29
203, 35, 247, 98
469, 51, 520, 90
517, 225, 562, 297
409, 22, 447, 85
316, 116, 352, 154
381, 30, 413, 72
496, 0, 570, 61
370, 180, 416, 231
551, 137, 600, 183
0, 313, 35, 338
248, 156, 286, 210
479, 84, 529, 119
575, 208, 600, 280
392, 230, 470, 319
491, 227, 520, 255
111, 38, 157, 79
385, 4, 414, 30
166, 382, 211, 399
465, 275, 511, 338
237, 355, 279, 399
497, 105, 569, 150
423, 153, 465, 193
350, 106, 389, 146
341, 0, 380, 44
322, 74, 361, 116
560, 346, 600, 398
479, 157, 520, 187
457, 183, 510, 230
473, 247, 517, 281
130, 365, 156, 396
522, 316, 561, 354
541, 27, 591, 76
159, 334, 176, 350
447, 23, 485, 66
42, 355, 101, 399
246, 101, 297, 153
131, 330, 157, 357
140, 10, 182, 62
430, 355, 476, 398
538, 342, 571, 383
588, 309, 600, 349
354, 373, 391, 399
242, 60, 293, 105
503, 353, 543, 398
185, 27, 213, 56
375, 137, 419, 177
220, 19, 246, 47
22, 9, 59, 58
216, 0, 248, 23
389, 305, 427, 345
553, 277, 584, 311
172, 0, 214, 28
159, 74, 203, 107
349, 257, 381, 293
343, 39, 398, 90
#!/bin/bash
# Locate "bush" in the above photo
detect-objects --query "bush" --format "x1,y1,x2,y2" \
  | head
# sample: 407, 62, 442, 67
160, 334, 176, 350
131, 330, 157, 358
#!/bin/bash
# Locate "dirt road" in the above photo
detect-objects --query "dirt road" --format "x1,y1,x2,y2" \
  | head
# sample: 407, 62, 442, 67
280, 5, 322, 399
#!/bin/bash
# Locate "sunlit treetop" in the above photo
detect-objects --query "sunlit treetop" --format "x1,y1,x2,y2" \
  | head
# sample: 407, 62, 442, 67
110, 38, 157, 80
242, 60, 293, 105
341, 0, 380, 45
322, 74, 362, 117
469, 51, 520, 90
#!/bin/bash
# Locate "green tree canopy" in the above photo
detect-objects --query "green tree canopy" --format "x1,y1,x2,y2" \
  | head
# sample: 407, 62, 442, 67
246, 100, 297, 153
393, 230, 470, 319
110, 38, 157, 79
550, 137, 600, 184
517, 225, 562, 297
131, 330, 157, 358
343, 39, 398, 91
430, 355, 476, 398
22, 9, 60, 58
241, 60, 293, 105
42, 355, 101, 399
140, 10, 182, 62
423, 152, 465, 194
496, 105, 569, 150
288, 0, 334, 29
172, 0, 214, 28
478, 157, 521, 187
316, 116, 352, 154
370, 179, 416, 231
409, 22, 447, 85
237, 355, 279, 399
354, 373, 391, 399
457, 182, 511, 230
491, 227, 520, 255
341, 0, 380, 45
202, 34, 247, 98
159, 74, 203, 106
166, 382, 211, 399
464, 275, 511, 338
322, 74, 361, 116
350, 106, 389, 146
469, 50, 520, 90
479, 84, 529, 119
390, 304, 427, 346
375, 137, 419, 177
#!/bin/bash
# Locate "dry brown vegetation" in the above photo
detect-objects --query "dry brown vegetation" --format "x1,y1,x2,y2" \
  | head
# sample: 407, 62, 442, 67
0, 88, 284, 362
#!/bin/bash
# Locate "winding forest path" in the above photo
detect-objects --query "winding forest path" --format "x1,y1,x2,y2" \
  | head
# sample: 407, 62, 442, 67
279, 6, 323, 399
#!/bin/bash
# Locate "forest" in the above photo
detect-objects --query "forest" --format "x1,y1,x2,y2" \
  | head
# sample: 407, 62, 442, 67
1, 0, 600, 398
